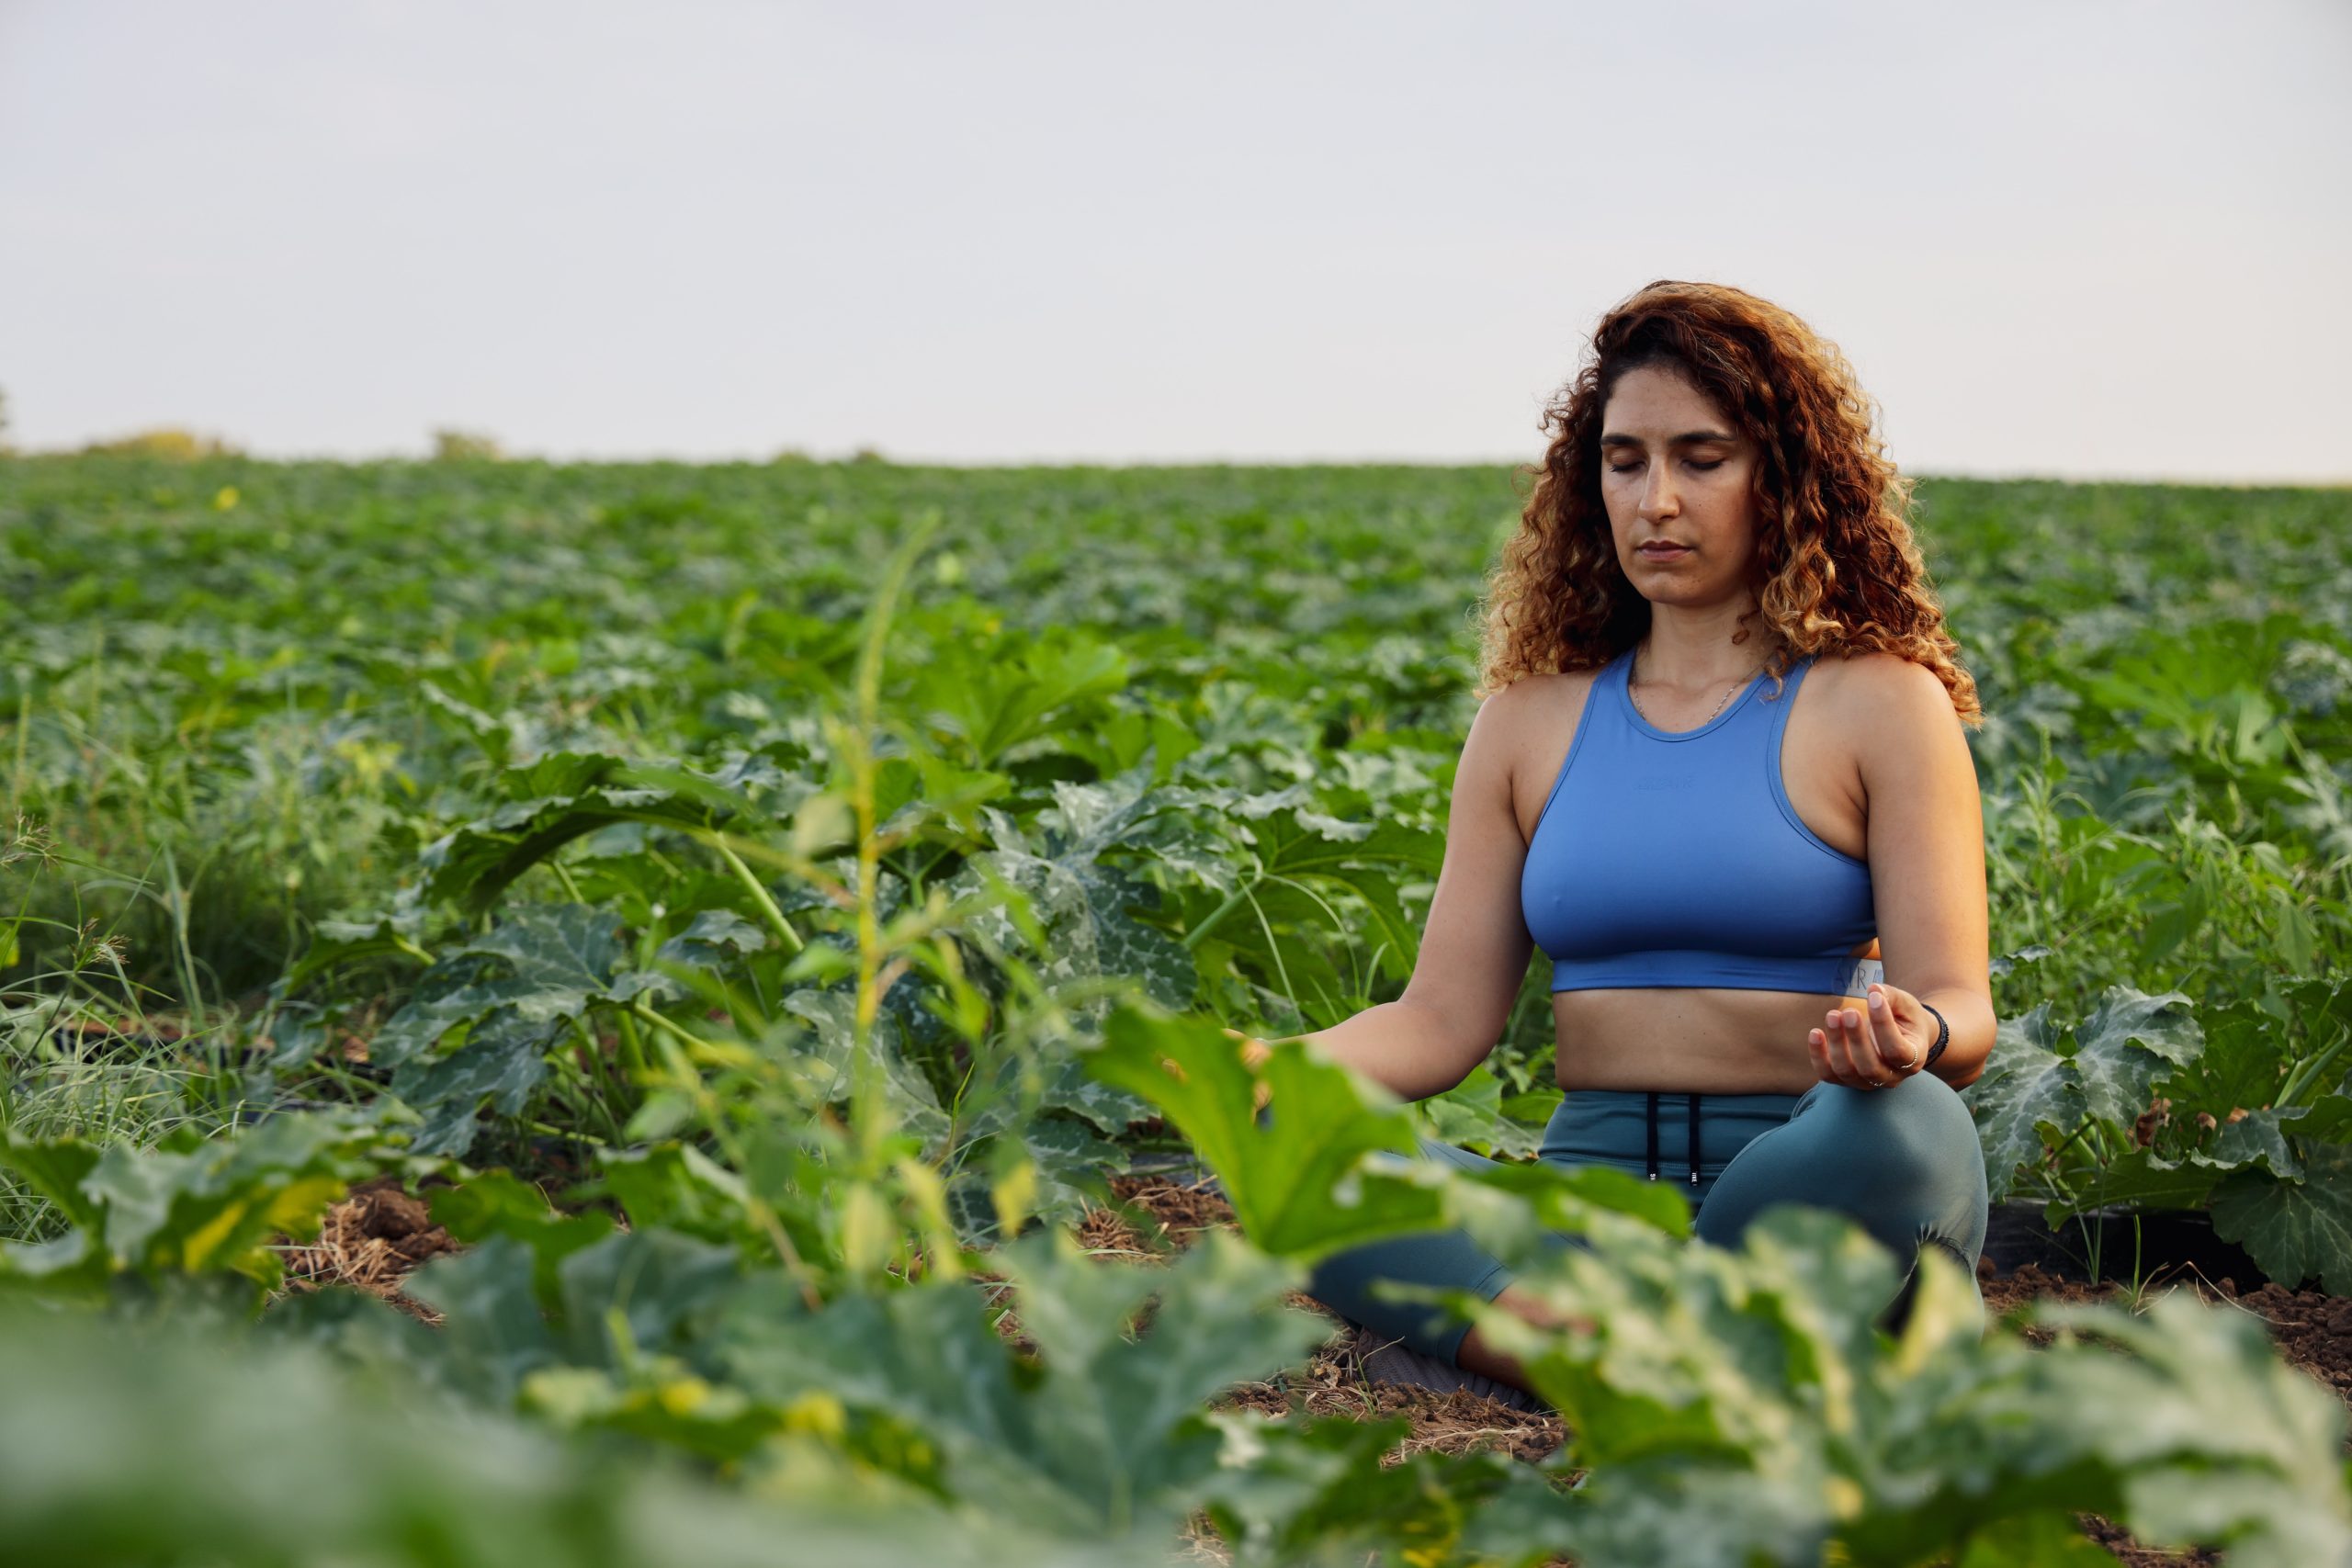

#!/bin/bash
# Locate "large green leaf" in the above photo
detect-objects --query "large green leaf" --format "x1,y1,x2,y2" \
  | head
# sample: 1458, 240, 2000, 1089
368, 905, 661, 1145
0, 1301, 1165, 1568
2016, 1290, 2352, 1568
369, 952, 523, 1069
2210, 1145, 2352, 1294
2154, 995, 2289, 1135
0, 1109, 393, 1295
275, 904, 431, 996
1952, 1512, 2120, 1566
1033, 1051, 1154, 1137
2206, 1106, 2305, 1179
2069, 987, 2201, 1130
399, 1235, 561, 1404
414, 753, 723, 914
1416, 1062, 1545, 1159
1204, 809, 1444, 990
370, 904, 663, 1069
590, 1145, 763, 1253
781, 988, 951, 1148
1196, 1406, 1546, 1567
1439, 1192, 2352, 1568
459, 904, 644, 1021
0, 1139, 104, 1233
652, 908, 770, 975
903, 629, 1129, 767
942, 805, 1199, 1021
390, 1008, 562, 1158
2045, 1145, 2219, 1218
719, 1226, 1324, 1540
430, 1169, 619, 1306
551, 1229, 742, 1372
1081, 1004, 1448, 1262
1962, 1003, 2083, 1201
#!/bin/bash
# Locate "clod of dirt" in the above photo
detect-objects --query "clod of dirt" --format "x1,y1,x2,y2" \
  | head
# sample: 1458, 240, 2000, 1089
278, 1174, 458, 1322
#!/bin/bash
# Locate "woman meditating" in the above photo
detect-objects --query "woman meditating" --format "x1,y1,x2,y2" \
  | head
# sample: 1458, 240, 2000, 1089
1235, 279, 1994, 1400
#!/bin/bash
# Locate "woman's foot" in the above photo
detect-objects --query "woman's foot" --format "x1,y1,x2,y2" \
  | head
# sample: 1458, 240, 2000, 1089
1453, 1282, 1592, 1397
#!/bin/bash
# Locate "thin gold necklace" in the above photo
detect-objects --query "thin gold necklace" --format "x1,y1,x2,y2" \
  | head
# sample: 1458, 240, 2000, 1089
1627, 641, 1768, 729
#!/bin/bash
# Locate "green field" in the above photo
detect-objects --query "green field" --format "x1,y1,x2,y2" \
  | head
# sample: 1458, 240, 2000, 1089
2, 456, 2348, 1564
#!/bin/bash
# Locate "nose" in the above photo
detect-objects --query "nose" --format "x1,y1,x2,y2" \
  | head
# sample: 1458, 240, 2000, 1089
1638, 462, 1679, 520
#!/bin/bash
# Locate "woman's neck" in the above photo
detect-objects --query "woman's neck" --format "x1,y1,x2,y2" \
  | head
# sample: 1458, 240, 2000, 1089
1637, 603, 1773, 690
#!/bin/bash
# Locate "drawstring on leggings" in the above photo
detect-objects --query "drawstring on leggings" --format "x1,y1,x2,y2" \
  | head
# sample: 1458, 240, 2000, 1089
1689, 1092, 1700, 1186
1644, 1092, 1702, 1187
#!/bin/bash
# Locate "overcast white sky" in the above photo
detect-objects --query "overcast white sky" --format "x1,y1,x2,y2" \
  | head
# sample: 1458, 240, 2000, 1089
3, 0, 2347, 479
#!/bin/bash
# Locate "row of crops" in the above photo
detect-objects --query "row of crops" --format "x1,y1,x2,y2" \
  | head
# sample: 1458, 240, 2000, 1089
2, 456, 2349, 1563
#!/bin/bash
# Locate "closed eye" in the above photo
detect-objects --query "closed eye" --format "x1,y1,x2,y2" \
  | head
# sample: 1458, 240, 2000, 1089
1607, 459, 1724, 474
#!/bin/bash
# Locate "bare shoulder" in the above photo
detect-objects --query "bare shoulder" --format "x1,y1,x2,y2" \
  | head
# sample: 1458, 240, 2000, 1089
1487, 666, 1616, 743
1800, 649, 1957, 728
1804, 651, 1976, 816
1476, 665, 1607, 837
1479, 664, 1594, 716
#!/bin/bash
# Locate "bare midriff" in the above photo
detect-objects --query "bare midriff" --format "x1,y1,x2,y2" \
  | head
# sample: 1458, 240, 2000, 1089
1516, 657, 1878, 1099
1551, 985, 1862, 1095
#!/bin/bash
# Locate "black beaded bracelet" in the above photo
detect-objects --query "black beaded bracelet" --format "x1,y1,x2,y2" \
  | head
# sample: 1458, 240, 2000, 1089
1918, 1001, 1950, 1068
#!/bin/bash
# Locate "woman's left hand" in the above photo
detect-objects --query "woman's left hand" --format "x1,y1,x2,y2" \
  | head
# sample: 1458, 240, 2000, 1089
1808, 983, 1931, 1089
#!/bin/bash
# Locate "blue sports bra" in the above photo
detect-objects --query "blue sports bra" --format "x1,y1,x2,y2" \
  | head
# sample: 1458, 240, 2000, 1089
1519, 646, 1880, 997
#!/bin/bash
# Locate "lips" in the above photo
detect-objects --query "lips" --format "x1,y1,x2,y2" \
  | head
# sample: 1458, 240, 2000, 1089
1637, 542, 1690, 557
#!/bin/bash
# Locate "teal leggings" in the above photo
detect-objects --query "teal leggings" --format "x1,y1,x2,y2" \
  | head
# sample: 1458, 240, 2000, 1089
1300, 1072, 1991, 1368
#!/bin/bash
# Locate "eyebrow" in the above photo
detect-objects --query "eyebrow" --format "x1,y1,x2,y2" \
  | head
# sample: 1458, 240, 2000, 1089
1597, 429, 1739, 448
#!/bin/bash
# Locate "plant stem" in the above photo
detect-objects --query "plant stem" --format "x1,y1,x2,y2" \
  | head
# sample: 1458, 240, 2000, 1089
709, 833, 806, 954
2278, 1023, 2349, 1109
1182, 875, 1261, 951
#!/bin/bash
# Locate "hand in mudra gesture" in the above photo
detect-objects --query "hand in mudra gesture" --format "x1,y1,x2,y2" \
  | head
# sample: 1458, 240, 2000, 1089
1219, 1027, 1276, 1111
1808, 982, 1933, 1089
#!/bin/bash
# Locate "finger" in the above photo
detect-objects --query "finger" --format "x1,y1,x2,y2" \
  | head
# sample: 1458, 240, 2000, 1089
1852, 1005, 1899, 1084
1820, 1009, 1860, 1087
1818, 1012, 1855, 1087
1857, 990, 1904, 1073
1808, 1026, 1834, 1083
1810, 1025, 1857, 1088
1864, 987, 1917, 1072
1837, 1008, 1884, 1088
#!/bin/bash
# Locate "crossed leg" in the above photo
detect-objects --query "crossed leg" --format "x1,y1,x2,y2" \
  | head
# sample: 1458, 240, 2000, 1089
1304, 1075, 1991, 1401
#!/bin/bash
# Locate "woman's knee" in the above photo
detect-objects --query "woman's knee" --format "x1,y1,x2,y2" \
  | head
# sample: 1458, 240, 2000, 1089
1301, 1229, 1512, 1367
1782, 1077, 1987, 1219
1749, 1072, 1984, 1241
1807, 1071, 1975, 1154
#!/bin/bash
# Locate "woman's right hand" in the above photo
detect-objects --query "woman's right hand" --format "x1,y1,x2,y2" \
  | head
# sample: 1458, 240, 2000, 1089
1219, 1027, 1275, 1111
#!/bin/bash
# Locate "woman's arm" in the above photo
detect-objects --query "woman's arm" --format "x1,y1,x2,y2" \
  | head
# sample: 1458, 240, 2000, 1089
1843, 653, 1996, 1089
1226, 682, 1539, 1103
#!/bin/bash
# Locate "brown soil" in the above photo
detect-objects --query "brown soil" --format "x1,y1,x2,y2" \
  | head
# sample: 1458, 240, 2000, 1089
277, 1173, 460, 1323
1980, 1258, 2352, 1411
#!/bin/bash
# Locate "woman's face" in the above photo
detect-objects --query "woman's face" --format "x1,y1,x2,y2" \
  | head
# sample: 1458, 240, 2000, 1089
1597, 363, 1764, 610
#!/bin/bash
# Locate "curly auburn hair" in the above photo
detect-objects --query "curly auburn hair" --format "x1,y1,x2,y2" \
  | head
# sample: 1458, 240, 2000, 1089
1473, 279, 1981, 727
